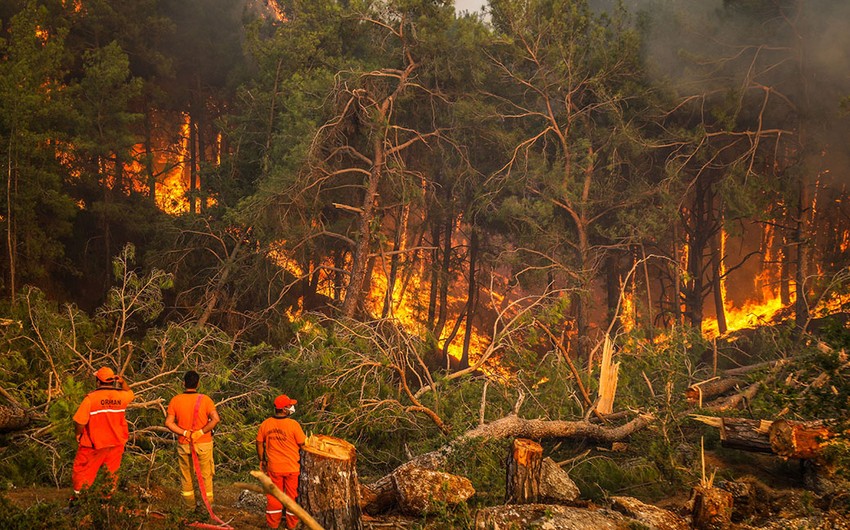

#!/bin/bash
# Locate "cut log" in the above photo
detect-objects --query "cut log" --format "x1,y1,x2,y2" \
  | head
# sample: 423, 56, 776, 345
0, 404, 29, 432
238, 473, 325, 530
474, 504, 635, 530
686, 378, 745, 405
392, 465, 474, 515
610, 496, 689, 530
298, 434, 362, 530
691, 485, 733, 530
691, 416, 774, 453
505, 438, 543, 504
704, 382, 762, 412
768, 419, 833, 460
539, 457, 580, 503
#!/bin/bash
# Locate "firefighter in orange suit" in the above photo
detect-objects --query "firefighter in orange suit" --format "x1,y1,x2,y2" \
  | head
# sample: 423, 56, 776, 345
256, 394, 306, 529
165, 370, 220, 509
71, 367, 134, 497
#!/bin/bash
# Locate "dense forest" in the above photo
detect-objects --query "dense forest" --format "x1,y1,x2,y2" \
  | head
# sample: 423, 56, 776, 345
1, 0, 850, 528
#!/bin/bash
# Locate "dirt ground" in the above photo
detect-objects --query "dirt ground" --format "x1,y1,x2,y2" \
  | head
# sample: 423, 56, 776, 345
1, 482, 421, 529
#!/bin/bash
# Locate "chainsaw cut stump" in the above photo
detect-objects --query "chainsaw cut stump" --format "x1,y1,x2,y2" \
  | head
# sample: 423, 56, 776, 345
505, 438, 543, 504
298, 434, 362, 530
692, 485, 733, 530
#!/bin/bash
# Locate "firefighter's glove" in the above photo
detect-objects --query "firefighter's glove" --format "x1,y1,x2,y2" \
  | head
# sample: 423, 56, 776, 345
190, 430, 205, 441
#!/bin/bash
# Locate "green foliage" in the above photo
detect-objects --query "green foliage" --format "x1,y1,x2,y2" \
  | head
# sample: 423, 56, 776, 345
416, 499, 474, 530
0, 494, 72, 530
445, 437, 511, 507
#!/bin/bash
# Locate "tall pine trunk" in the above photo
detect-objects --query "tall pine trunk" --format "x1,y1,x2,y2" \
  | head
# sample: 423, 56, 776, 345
341, 135, 383, 319
460, 228, 478, 370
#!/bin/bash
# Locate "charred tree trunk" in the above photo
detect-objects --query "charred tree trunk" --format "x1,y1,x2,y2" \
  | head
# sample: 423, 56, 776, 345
673, 224, 683, 326
427, 220, 440, 328
143, 104, 156, 206
606, 253, 623, 335
189, 110, 197, 215
712, 225, 727, 335
197, 95, 206, 215
505, 438, 542, 504
382, 207, 405, 318
460, 228, 478, 369
299, 435, 362, 530
794, 181, 809, 333
433, 214, 453, 342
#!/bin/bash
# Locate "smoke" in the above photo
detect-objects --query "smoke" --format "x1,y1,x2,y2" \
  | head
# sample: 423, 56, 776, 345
631, 0, 850, 185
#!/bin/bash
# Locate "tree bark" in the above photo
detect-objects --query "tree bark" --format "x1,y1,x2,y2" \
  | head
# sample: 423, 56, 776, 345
460, 227, 478, 369
712, 221, 727, 335
0, 404, 29, 432
505, 438, 542, 504
692, 416, 774, 453
393, 465, 474, 515
685, 378, 745, 405
341, 133, 383, 319
298, 434, 362, 530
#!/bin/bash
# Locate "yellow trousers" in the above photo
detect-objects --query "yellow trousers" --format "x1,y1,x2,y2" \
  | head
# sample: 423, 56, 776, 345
177, 441, 215, 508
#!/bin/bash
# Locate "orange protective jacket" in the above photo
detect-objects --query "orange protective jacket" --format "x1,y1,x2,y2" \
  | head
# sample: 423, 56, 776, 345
167, 392, 216, 444
73, 388, 135, 449
256, 416, 306, 474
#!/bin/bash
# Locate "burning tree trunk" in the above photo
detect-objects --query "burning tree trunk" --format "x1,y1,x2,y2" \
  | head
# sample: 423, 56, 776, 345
505, 438, 543, 504
298, 435, 362, 530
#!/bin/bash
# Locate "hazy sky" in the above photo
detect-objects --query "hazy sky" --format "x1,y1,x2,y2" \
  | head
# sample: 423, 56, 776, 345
454, 0, 487, 14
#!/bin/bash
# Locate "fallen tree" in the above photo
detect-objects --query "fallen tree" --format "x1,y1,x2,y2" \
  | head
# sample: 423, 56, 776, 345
361, 412, 654, 514
691, 415, 837, 460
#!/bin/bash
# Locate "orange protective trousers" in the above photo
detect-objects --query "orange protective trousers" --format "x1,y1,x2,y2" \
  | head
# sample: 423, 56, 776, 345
72, 445, 124, 493
265, 471, 299, 529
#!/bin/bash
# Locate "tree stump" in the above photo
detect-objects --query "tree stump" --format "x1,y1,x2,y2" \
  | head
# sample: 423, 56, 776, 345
298, 434, 362, 530
691, 485, 733, 530
505, 438, 542, 504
